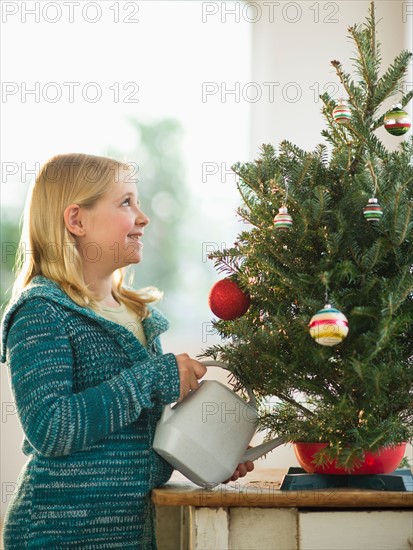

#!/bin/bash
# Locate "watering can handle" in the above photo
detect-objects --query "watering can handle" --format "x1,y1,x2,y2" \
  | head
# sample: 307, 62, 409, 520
199, 360, 257, 409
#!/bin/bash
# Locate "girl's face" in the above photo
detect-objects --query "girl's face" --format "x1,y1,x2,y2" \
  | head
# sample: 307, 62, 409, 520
76, 170, 149, 274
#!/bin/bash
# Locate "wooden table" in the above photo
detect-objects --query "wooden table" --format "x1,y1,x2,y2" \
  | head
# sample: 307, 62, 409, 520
152, 468, 413, 550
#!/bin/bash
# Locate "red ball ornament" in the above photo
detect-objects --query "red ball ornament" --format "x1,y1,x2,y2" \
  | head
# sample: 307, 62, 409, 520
208, 279, 250, 320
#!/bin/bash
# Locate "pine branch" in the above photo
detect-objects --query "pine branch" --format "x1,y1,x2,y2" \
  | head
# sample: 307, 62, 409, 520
330, 60, 362, 112
400, 89, 413, 109
348, 23, 376, 93
366, 159, 378, 194
372, 51, 413, 110
394, 201, 413, 246
275, 393, 316, 418
369, 1, 377, 66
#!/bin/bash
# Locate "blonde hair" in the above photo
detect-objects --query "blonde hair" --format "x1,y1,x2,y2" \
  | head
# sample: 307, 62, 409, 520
12, 153, 161, 318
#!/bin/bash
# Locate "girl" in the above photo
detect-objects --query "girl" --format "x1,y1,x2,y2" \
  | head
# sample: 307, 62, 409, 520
1, 153, 253, 549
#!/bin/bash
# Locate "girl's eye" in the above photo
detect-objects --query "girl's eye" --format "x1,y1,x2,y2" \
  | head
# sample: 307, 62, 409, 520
121, 197, 141, 207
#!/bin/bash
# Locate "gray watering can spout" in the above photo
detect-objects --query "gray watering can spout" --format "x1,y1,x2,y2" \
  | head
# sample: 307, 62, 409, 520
241, 436, 286, 462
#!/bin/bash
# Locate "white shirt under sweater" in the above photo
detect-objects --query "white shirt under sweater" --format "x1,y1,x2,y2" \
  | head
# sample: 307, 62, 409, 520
96, 301, 148, 347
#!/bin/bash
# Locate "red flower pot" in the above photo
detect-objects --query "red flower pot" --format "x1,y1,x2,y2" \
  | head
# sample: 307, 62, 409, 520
293, 442, 406, 474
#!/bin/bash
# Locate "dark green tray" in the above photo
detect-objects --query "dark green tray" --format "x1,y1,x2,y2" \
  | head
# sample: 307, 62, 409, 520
280, 467, 413, 492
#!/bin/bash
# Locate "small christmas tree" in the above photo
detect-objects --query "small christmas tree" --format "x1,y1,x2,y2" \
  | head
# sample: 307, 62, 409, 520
204, 1, 413, 470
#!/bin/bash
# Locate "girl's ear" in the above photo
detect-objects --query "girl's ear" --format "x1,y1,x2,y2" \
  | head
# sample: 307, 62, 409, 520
64, 204, 85, 237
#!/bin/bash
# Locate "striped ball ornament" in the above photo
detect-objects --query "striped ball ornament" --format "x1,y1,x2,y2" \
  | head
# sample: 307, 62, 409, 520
363, 198, 383, 222
384, 105, 411, 136
274, 206, 293, 231
332, 101, 351, 124
309, 304, 349, 346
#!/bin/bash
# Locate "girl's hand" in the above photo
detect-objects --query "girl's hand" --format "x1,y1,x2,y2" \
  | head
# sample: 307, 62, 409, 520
175, 354, 207, 402
222, 459, 255, 483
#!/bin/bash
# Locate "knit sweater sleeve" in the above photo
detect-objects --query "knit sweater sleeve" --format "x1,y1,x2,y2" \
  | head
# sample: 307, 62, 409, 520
5, 298, 181, 457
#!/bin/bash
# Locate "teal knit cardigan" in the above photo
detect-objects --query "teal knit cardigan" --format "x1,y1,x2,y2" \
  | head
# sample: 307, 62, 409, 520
0, 275, 180, 549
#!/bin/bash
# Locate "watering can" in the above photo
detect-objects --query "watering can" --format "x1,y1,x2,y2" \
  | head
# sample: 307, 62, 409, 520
152, 360, 285, 488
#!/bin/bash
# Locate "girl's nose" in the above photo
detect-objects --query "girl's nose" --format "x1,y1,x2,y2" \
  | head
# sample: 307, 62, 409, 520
137, 208, 149, 227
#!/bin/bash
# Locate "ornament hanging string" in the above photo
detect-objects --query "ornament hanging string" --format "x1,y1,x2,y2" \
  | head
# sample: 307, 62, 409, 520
284, 181, 289, 206
366, 159, 378, 198
322, 272, 330, 305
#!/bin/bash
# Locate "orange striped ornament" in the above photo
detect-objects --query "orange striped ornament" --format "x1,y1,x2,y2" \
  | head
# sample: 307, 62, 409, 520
309, 304, 349, 346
